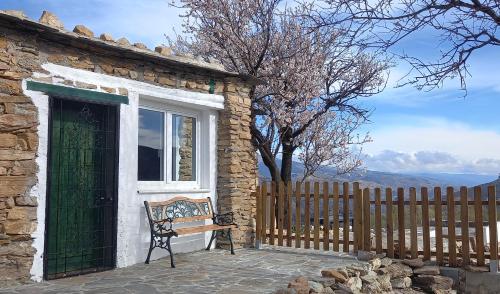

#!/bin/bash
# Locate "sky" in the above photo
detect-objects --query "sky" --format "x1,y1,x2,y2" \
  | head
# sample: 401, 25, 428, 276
2, 0, 499, 176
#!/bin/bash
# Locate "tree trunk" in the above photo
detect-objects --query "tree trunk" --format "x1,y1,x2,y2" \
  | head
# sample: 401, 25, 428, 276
280, 143, 294, 184
280, 131, 295, 230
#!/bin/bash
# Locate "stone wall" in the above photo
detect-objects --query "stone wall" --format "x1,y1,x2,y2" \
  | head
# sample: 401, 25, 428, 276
0, 19, 257, 284
176, 116, 194, 181
0, 33, 40, 286
216, 78, 257, 247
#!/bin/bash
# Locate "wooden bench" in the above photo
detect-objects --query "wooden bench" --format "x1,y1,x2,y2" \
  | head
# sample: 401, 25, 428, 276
144, 196, 237, 267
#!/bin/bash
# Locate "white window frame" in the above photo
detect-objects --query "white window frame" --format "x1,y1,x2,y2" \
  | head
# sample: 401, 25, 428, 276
138, 99, 201, 191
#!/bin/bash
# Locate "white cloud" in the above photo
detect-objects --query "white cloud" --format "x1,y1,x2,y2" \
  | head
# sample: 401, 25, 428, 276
364, 150, 500, 174
363, 116, 500, 174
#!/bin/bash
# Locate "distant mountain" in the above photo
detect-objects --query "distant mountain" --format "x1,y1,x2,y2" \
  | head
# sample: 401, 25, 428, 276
411, 172, 497, 187
454, 177, 500, 200
258, 159, 498, 190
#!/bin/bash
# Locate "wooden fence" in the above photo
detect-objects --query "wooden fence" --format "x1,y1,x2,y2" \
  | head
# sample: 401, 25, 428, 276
255, 181, 499, 270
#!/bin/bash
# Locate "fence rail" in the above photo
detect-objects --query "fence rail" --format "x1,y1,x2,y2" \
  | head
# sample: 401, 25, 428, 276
255, 181, 499, 271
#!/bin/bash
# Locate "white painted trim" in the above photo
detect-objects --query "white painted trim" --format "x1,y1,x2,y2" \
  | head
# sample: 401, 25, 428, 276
23, 80, 49, 282
41, 63, 225, 110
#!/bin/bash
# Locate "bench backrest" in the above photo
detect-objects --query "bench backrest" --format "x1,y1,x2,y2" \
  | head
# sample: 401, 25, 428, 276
144, 196, 214, 224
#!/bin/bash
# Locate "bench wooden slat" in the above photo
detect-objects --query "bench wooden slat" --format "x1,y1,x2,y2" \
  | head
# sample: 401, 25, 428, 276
175, 224, 237, 235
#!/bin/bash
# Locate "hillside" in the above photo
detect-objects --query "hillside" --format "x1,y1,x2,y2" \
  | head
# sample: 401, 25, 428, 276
258, 159, 498, 190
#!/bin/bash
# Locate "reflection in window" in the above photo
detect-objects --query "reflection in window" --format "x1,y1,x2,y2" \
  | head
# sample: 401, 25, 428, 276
172, 115, 196, 181
138, 108, 164, 181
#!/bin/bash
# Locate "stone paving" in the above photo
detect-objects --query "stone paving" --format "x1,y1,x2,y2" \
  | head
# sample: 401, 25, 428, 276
1, 247, 362, 294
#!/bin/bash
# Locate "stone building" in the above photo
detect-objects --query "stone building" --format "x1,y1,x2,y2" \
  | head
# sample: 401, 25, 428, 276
0, 10, 257, 285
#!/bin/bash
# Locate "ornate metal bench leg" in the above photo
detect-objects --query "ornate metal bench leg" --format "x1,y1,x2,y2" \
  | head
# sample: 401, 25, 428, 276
206, 230, 216, 251
228, 228, 235, 255
145, 234, 155, 264
166, 236, 175, 268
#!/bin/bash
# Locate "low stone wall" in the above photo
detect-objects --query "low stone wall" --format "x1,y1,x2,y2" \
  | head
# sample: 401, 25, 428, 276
277, 252, 460, 293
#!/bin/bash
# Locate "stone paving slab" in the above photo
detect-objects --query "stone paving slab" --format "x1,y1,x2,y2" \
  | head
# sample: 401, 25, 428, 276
1, 248, 362, 294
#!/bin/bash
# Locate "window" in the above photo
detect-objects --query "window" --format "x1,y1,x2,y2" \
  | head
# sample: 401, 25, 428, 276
138, 106, 198, 186
138, 109, 164, 181
172, 115, 196, 181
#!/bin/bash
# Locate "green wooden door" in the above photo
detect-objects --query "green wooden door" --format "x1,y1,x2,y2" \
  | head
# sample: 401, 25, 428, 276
45, 98, 117, 279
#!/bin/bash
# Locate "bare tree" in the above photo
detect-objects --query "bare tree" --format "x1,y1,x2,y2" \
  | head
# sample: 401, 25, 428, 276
171, 0, 387, 183
320, 0, 500, 90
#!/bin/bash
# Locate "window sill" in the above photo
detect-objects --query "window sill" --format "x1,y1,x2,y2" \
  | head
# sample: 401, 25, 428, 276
137, 188, 211, 195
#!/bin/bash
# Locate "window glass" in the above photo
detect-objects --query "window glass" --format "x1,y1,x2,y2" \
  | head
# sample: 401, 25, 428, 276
138, 108, 164, 181
172, 115, 196, 181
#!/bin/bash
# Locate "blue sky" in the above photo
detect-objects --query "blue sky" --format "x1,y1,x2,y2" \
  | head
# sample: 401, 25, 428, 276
3, 0, 499, 175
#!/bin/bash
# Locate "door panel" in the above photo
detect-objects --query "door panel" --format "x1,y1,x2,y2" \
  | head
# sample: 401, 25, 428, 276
45, 98, 117, 279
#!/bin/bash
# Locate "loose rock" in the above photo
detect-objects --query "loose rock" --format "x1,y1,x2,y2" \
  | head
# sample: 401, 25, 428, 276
134, 43, 148, 49
414, 275, 454, 292
309, 281, 324, 293
464, 265, 489, 272
369, 258, 382, 270
403, 258, 424, 268
376, 274, 392, 291
116, 37, 131, 46
380, 257, 393, 267
391, 277, 412, 289
385, 262, 413, 279
288, 276, 309, 294
99, 33, 114, 42
357, 250, 376, 261
155, 46, 172, 56
73, 25, 94, 38
346, 277, 362, 293
39, 11, 64, 29
413, 265, 440, 275
1, 10, 27, 18
321, 269, 348, 283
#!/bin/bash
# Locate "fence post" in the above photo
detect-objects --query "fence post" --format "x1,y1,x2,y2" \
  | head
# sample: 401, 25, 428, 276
333, 182, 340, 252
323, 182, 330, 251
386, 188, 394, 258
353, 182, 362, 253
343, 182, 350, 252
286, 182, 293, 247
375, 188, 382, 254
304, 181, 311, 249
447, 187, 457, 267
363, 187, 371, 251
460, 186, 469, 266
474, 186, 485, 266
256, 186, 262, 249
270, 182, 276, 245
410, 187, 418, 259
421, 187, 431, 261
314, 182, 320, 250
295, 181, 302, 248
278, 181, 285, 246
488, 186, 498, 273
435, 187, 444, 265
397, 187, 405, 259
261, 183, 267, 245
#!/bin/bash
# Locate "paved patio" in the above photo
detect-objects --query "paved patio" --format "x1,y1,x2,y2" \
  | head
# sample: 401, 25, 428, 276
2, 247, 362, 294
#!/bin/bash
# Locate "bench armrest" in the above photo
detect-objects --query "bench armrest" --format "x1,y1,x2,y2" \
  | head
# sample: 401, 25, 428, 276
152, 218, 178, 236
214, 212, 236, 226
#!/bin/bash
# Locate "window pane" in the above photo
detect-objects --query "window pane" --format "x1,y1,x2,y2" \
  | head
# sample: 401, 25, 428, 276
138, 108, 164, 181
172, 115, 196, 181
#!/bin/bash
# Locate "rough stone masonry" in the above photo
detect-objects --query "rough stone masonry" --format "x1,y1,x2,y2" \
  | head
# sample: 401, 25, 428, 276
0, 10, 257, 285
